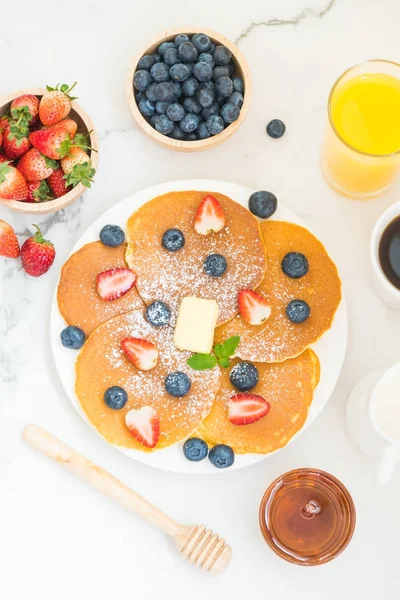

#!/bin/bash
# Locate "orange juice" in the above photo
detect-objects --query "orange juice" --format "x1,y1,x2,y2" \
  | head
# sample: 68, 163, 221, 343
321, 61, 400, 199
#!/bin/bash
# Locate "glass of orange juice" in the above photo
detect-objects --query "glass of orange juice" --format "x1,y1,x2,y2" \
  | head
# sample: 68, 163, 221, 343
321, 60, 400, 199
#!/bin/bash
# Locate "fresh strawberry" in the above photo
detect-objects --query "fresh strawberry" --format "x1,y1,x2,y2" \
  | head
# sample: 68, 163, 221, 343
238, 289, 272, 325
2, 124, 31, 160
0, 155, 11, 165
0, 116, 9, 132
39, 82, 77, 126
0, 220, 20, 258
96, 267, 136, 301
61, 147, 96, 188
46, 118, 78, 140
17, 148, 57, 181
125, 406, 160, 448
0, 162, 28, 200
47, 168, 71, 197
26, 180, 52, 203
228, 393, 270, 425
11, 94, 40, 127
121, 338, 158, 371
194, 194, 225, 235
20, 224, 55, 277
29, 123, 71, 160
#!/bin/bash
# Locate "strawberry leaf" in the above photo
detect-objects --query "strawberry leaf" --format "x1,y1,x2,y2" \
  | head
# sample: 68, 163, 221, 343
74, 132, 90, 147
57, 136, 72, 158
33, 181, 52, 202
64, 161, 95, 188
187, 353, 218, 370
0, 162, 12, 184
44, 156, 58, 170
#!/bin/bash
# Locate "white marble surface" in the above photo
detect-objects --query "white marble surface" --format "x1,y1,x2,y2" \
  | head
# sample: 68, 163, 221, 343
1, 0, 400, 598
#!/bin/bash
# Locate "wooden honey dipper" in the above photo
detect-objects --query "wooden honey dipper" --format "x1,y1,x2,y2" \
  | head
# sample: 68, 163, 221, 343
22, 425, 232, 575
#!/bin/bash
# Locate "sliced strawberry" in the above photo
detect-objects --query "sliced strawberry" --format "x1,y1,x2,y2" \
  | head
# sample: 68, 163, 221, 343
238, 289, 271, 325
194, 194, 225, 235
228, 393, 270, 425
96, 267, 136, 301
125, 406, 160, 448
121, 338, 158, 371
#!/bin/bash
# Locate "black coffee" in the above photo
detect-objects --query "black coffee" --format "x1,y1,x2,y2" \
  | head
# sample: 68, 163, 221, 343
379, 215, 400, 289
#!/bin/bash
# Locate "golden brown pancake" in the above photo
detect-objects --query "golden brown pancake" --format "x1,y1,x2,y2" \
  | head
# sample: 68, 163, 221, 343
58, 241, 144, 336
125, 191, 266, 325
215, 221, 341, 362
75, 309, 221, 451
197, 349, 320, 454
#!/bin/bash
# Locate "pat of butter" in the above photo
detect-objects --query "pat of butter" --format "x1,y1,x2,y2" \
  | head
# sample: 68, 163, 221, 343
174, 297, 219, 354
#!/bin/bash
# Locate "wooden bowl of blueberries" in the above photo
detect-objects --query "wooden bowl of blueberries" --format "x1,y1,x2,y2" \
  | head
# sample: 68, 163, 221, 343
126, 27, 251, 151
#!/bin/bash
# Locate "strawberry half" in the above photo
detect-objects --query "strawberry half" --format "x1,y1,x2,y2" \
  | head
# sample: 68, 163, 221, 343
121, 337, 158, 371
228, 393, 270, 426
238, 289, 272, 325
0, 220, 20, 258
96, 267, 136, 301
194, 194, 225, 235
125, 406, 160, 448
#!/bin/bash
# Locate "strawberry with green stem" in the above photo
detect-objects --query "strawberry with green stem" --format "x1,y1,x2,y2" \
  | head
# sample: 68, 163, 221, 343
18, 148, 57, 181
0, 161, 28, 200
26, 180, 52, 203
59, 132, 97, 188
11, 95, 40, 127
187, 335, 240, 370
39, 82, 78, 126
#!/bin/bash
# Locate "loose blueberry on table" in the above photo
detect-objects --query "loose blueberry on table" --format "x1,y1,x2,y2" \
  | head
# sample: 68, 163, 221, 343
248, 190, 278, 220
266, 118, 286, 139
183, 438, 209, 462
133, 32, 244, 141
60, 325, 86, 349
209, 444, 235, 468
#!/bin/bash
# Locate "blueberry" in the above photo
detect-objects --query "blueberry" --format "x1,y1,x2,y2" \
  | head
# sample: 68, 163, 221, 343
196, 86, 214, 108
172, 82, 182, 98
193, 61, 213, 82
216, 95, 226, 106
248, 191, 277, 219
221, 102, 240, 124
198, 52, 215, 68
145, 300, 171, 327
60, 326, 86, 350
164, 47, 180, 66
286, 300, 311, 324
138, 98, 155, 117
196, 122, 211, 139
232, 76, 244, 94
133, 70, 152, 92
150, 62, 170, 83
158, 41, 176, 57
155, 114, 174, 135
155, 82, 175, 102
162, 228, 185, 251
201, 102, 219, 120
166, 102, 185, 122
152, 52, 161, 62
213, 45, 232, 66
185, 63, 194, 76
209, 42, 216, 53
205, 114, 224, 135
104, 386, 128, 410
191, 33, 212, 53
215, 76, 233, 98
204, 253, 227, 277
209, 444, 235, 468
155, 101, 169, 114
180, 113, 200, 133
170, 63, 190, 82
99, 224, 125, 247
135, 91, 145, 102
228, 91, 244, 108
266, 119, 286, 139
230, 362, 259, 392
182, 97, 201, 115
138, 54, 157, 71
149, 114, 157, 128
183, 438, 208, 462
282, 252, 309, 279
178, 41, 198, 63
165, 371, 191, 397
175, 33, 190, 46
145, 82, 158, 102
213, 66, 230, 80
182, 77, 199, 97
187, 133, 197, 141
169, 125, 187, 140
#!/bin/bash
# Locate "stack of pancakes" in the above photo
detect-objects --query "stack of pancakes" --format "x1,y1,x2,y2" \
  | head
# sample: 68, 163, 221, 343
58, 191, 341, 454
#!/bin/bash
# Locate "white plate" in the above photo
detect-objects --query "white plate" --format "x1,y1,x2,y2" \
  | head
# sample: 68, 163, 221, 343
51, 179, 347, 474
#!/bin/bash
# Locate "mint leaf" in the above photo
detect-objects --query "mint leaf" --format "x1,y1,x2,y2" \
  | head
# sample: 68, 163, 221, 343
214, 343, 225, 359
187, 353, 218, 370
218, 335, 240, 358
219, 356, 230, 368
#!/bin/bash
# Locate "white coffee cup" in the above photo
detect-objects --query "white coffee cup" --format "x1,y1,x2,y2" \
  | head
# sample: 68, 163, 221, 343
370, 199, 400, 309
346, 363, 400, 484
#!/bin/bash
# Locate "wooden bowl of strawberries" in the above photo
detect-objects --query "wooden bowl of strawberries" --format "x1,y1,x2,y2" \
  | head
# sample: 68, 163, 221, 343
0, 85, 99, 214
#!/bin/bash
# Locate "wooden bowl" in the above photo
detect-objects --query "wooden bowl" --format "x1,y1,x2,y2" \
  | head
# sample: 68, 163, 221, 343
126, 27, 252, 152
0, 88, 99, 214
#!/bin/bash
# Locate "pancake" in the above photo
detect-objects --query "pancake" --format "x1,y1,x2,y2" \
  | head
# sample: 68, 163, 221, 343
215, 221, 342, 362
58, 241, 144, 336
197, 349, 320, 454
75, 309, 221, 451
125, 191, 266, 325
